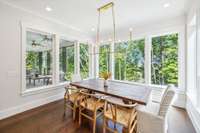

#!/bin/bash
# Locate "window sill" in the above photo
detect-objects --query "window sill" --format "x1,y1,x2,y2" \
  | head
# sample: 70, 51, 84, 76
111, 79, 185, 94
21, 83, 69, 97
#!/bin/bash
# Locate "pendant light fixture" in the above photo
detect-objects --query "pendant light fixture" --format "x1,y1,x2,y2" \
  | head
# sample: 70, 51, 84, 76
96, 2, 116, 46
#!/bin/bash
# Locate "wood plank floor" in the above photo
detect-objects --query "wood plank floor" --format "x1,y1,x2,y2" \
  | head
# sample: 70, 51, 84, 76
0, 100, 196, 133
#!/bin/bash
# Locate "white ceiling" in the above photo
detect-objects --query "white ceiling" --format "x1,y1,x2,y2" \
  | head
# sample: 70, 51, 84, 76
2, 0, 189, 38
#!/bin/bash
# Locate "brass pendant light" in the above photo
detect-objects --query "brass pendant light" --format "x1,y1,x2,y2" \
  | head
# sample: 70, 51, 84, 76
96, 2, 116, 46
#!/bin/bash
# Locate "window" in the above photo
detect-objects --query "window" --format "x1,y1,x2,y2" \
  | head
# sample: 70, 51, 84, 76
99, 44, 111, 74
59, 39, 75, 82
114, 42, 127, 80
80, 43, 89, 79
114, 39, 145, 82
26, 30, 53, 89
151, 33, 178, 86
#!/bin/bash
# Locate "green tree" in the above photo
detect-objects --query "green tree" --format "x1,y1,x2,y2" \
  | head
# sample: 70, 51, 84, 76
99, 44, 110, 74
114, 39, 145, 82
151, 33, 178, 86
80, 43, 89, 79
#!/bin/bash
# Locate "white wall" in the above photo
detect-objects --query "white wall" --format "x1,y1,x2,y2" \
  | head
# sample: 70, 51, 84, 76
92, 15, 186, 42
186, 0, 200, 132
0, 1, 91, 119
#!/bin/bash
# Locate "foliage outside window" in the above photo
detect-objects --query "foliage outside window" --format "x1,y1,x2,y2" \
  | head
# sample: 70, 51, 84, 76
151, 33, 178, 86
59, 40, 75, 82
80, 43, 89, 79
99, 44, 111, 74
114, 39, 145, 82
26, 30, 53, 89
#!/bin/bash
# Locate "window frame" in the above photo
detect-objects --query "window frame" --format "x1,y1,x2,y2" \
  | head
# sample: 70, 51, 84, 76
21, 23, 92, 96
79, 42, 91, 80
21, 23, 57, 95
96, 30, 185, 91
147, 30, 185, 91
58, 37, 76, 84
149, 32, 179, 87
113, 39, 145, 82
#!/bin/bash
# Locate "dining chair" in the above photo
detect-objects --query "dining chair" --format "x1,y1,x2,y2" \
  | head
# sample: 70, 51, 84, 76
136, 85, 175, 133
63, 74, 82, 120
151, 84, 174, 103
103, 97, 138, 133
79, 90, 105, 133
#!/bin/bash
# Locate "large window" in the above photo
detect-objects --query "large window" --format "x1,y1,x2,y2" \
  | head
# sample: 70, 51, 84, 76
59, 39, 75, 82
80, 43, 89, 79
114, 39, 145, 82
151, 33, 178, 86
99, 44, 111, 74
26, 30, 53, 89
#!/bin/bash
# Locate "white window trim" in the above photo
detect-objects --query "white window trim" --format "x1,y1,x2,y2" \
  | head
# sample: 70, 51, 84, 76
196, 8, 200, 108
57, 36, 77, 84
21, 22, 59, 96
21, 22, 92, 96
95, 28, 186, 91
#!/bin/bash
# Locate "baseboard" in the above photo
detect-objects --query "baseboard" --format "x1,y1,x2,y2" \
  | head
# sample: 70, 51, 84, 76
186, 96, 200, 133
0, 93, 64, 120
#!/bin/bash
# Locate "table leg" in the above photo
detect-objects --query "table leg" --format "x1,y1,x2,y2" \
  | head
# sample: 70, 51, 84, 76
29, 78, 31, 84
47, 78, 49, 85
34, 79, 35, 86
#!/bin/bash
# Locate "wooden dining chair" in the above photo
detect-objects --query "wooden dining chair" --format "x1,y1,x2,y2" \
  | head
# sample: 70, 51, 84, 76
103, 97, 138, 133
79, 90, 105, 133
64, 85, 83, 120
63, 74, 82, 120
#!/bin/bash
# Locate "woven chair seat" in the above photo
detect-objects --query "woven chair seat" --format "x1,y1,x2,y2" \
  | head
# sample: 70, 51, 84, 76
105, 107, 132, 127
80, 97, 104, 111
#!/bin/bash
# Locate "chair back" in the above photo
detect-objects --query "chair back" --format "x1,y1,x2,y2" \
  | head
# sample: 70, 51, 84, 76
71, 74, 82, 82
158, 85, 175, 117
104, 97, 137, 128
79, 90, 103, 111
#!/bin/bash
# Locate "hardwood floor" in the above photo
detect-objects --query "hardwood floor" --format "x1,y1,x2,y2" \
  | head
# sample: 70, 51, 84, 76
0, 100, 196, 133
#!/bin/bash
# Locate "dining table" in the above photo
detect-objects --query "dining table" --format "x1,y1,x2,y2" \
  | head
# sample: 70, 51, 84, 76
70, 79, 152, 105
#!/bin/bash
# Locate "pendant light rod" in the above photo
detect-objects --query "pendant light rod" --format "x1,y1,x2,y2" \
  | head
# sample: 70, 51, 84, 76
96, 2, 116, 46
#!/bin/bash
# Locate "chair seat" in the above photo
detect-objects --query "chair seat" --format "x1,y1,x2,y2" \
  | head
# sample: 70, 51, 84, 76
80, 97, 104, 111
136, 101, 160, 115
105, 107, 132, 127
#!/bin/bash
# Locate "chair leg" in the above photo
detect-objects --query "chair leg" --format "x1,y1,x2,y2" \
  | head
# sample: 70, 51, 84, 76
103, 117, 106, 133
93, 111, 97, 133
73, 106, 76, 121
63, 100, 66, 116
79, 106, 82, 127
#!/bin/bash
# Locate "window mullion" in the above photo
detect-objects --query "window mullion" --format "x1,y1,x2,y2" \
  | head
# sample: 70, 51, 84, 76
89, 43, 94, 78
75, 41, 80, 75
110, 42, 115, 80
95, 45, 99, 78
145, 37, 151, 85
54, 35, 60, 85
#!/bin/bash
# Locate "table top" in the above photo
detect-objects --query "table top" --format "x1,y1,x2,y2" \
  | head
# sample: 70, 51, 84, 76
70, 79, 152, 105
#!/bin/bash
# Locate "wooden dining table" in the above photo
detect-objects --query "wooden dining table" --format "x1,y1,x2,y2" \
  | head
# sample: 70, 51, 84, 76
70, 79, 152, 105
